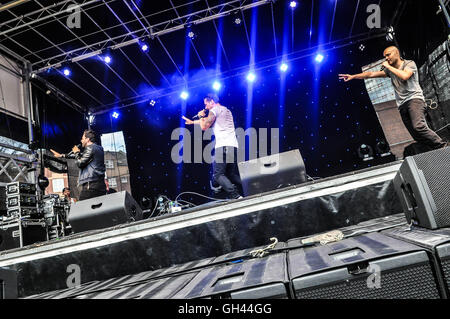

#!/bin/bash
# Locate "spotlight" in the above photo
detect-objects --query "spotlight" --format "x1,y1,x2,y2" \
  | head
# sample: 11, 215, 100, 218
359, 44, 365, 51
280, 63, 288, 72
111, 111, 120, 119
375, 140, 391, 157
187, 30, 196, 40
212, 81, 222, 91
386, 26, 395, 42
357, 144, 374, 161
104, 55, 112, 64
141, 44, 149, 52
290, 1, 297, 8
314, 53, 324, 63
45, 89, 51, 95
88, 114, 96, 126
180, 91, 189, 100
63, 68, 71, 76
149, 99, 156, 106
246, 72, 256, 82
234, 17, 242, 25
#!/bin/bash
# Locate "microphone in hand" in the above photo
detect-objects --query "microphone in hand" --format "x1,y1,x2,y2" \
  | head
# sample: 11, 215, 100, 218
192, 109, 207, 119
67, 144, 82, 156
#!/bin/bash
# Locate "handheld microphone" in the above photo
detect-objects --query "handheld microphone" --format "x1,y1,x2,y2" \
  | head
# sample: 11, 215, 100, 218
380, 65, 386, 71
192, 109, 207, 119
67, 144, 82, 156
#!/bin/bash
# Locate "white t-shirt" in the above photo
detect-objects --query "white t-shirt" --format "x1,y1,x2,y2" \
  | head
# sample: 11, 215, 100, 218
209, 104, 238, 149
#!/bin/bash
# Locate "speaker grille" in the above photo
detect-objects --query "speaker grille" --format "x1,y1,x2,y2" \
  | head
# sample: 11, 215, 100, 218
441, 259, 450, 289
411, 148, 450, 227
296, 263, 440, 299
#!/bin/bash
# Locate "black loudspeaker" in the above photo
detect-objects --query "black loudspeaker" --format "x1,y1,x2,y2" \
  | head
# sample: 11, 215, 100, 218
172, 250, 289, 299
288, 233, 441, 299
0, 267, 17, 299
393, 147, 450, 229
383, 226, 450, 298
238, 149, 307, 196
68, 191, 143, 233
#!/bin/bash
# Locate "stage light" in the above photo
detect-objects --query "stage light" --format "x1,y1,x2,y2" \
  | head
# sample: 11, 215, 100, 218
180, 91, 189, 100
187, 31, 196, 40
280, 63, 288, 72
149, 99, 156, 106
141, 44, 149, 52
359, 44, 365, 51
111, 111, 120, 119
290, 1, 297, 8
212, 81, 222, 91
104, 55, 112, 64
357, 144, 374, 161
386, 26, 395, 42
234, 17, 242, 25
315, 54, 324, 63
246, 72, 256, 82
63, 68, 71, 76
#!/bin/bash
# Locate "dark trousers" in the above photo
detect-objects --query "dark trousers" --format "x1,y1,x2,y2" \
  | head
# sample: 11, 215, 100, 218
78, 179, 107, 201
212, 146, 242, 198
399, 99, 445, 150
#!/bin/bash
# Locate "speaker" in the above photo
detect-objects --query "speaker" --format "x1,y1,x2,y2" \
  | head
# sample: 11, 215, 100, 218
0, 268, 17, 299
68, 191, 143, 233
383, 225, 450, 298
238, 149, 307, 196
393, 147, 450, 229
288, 232, 441, 299
172, 250, 289, 299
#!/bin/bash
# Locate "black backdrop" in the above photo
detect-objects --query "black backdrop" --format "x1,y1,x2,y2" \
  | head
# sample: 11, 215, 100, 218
90, 39, 397, 205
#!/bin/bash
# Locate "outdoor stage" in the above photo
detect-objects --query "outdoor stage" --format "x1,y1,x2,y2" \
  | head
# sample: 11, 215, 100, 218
1, 159, 449, 299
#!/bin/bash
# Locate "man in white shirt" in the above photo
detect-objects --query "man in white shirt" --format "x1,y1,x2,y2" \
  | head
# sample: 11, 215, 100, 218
183, 94, 242, 199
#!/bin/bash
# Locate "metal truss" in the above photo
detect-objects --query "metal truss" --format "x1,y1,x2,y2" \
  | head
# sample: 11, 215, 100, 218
20, 0, 272, 74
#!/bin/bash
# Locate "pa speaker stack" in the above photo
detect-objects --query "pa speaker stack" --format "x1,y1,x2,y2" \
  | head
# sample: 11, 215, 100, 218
393, 147, 450, 229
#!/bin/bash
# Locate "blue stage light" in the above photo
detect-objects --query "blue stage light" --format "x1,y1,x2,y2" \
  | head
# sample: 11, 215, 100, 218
212, 81, 221, 91
149, 99, 156, 106
111, 111, 119, 119
315, 53, 324, 63
63, 68, 71, 76
246, 72, 256, 82
141, 44, 149, 52
180, 91, 189, 100
280, 63, 289, 72
290, 1, 297, 8
104, 55, 112, 64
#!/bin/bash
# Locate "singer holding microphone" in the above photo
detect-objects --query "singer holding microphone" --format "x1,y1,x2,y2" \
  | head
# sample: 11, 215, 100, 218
50, 129, 107, 201
339, 46, 447, 151
182, 93, 242, 200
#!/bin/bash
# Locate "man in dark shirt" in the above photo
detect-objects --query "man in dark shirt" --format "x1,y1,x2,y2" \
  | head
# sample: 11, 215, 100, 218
339, 46, 447, 151
51, 129, 107, 200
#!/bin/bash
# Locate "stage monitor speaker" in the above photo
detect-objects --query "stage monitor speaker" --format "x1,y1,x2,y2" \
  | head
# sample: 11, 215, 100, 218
238, 149, 307, 197
383, 225, 450, 298
68, 191, 143, 233
393, 147, 450, 229
0, 267, 17, 299
172, 250, 289, 299
288, 232, 441, 299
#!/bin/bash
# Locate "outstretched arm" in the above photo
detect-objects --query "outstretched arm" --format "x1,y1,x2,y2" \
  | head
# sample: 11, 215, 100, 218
339, 70, 387, 81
